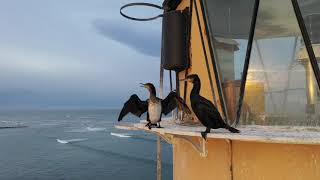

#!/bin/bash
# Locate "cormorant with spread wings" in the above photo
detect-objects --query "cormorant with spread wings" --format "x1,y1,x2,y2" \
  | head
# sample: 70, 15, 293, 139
118, 83, 191, 129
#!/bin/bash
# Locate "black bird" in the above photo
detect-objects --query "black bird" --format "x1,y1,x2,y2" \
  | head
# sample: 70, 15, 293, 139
118, 83, 191, 129
181, 74, 240, 139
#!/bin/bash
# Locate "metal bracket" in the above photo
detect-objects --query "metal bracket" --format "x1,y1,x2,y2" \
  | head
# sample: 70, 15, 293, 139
150, 131, 173, 144
150, 131, 207, 157
116, 123, 208, 157
174, 135, 208, 157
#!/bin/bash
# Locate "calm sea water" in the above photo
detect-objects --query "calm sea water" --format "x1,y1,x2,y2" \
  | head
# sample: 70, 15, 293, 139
0, 109, 172, 180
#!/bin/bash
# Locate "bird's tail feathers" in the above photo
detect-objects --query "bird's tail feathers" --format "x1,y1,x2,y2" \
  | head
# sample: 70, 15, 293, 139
226, 125, 240, 133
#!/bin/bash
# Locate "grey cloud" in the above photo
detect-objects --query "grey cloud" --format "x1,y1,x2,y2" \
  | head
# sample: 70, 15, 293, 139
0, 0, 163, 108
92, 19, 161, 57
0, 88, 124, 108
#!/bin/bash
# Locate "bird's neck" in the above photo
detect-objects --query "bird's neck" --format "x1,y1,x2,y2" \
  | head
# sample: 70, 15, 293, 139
149, 89, 157, 101
191, 80, 201, 97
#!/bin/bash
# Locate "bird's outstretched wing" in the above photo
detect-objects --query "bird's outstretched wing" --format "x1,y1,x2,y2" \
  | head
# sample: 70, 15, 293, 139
118, 94, 148, 121
161, 91, 191, 115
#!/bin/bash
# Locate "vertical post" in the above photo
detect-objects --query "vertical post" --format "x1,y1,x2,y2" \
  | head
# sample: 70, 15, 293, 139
175, 72, 180, 121
157, 135, 162, 180
158, 65, 163, 180
235, 0, 260, 126
181, 1, 193, 123
158, 1, 169, 178
169, 70, 176, 120
169, 70, 173, 91
199, 0, 229, 122
158, 7, 165, 174
193, 0, 218, 106
160, 66, 164, 98
291, 0, 320, 90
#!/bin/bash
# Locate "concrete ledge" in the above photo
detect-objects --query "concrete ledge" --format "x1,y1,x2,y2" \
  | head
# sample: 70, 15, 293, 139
116, 119, 320, 145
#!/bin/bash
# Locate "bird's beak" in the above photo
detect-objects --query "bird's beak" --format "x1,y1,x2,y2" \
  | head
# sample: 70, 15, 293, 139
140, 83, 145, 88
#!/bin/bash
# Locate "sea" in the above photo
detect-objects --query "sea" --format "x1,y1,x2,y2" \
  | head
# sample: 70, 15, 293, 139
0, 109, 173, 180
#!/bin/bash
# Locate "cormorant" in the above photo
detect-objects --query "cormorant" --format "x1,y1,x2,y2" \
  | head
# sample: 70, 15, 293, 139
181, 74, 240, 139
118, 83, 191, 129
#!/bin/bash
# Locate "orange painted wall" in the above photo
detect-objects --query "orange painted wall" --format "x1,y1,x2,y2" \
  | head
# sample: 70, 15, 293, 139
173, 138, 231, 180
233, 141, 320, 180
173, 138, 320, 180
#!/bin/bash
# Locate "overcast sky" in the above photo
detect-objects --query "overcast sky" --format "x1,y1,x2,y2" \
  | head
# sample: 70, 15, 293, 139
0, 0, 168, 109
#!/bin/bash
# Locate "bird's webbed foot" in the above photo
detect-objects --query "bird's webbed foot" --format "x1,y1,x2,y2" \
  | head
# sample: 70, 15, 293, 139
201, 128, 211, 140
201, 132, 208, 140
146, 123, 158, 129
145, 122, 152, 130
156, 122, 163, 128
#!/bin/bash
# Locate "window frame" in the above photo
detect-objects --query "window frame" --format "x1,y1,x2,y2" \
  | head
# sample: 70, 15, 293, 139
199, 0, 320, 126
199, 0, 260, 125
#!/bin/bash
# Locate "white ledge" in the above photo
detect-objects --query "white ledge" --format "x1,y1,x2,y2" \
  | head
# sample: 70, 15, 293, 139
115, 119, 320, 145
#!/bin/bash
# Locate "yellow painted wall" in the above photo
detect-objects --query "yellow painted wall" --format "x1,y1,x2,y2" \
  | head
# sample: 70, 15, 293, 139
176, 0, 225, 118
173, 138, 320, 180
173, 138, 231, 180
233, 141, 320, 180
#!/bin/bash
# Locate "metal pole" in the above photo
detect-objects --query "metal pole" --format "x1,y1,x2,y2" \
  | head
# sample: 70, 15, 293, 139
158, 7, 165, 176
183, 1, 193, 104
193, 0, 217, 106
235, 0, 260, 126
200, 0, 229, 122
169, 70, 173, 91
156, 136, 162, 180
158, 62, 164, 180
292, 0, 320, 90
169, 70, 176, 120
160, 66, 164, 98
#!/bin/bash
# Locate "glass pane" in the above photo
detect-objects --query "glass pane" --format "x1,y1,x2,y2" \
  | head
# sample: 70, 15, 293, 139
240, 0, 320, 126
202, 0, 255, 123
297, 0, 320, 67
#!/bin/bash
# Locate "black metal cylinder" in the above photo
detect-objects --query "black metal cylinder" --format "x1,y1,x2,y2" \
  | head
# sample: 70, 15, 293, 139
161, 10, 188, 71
